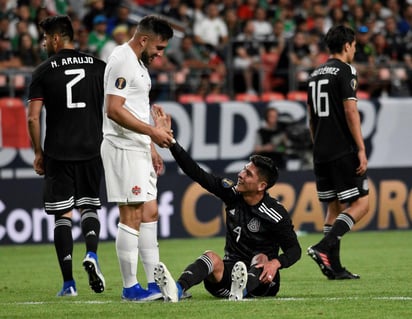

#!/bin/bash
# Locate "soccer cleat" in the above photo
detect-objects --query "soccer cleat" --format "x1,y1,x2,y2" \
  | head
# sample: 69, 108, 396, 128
146, 282, 164, 300
154, 262, 179, 302
122, 283, 158, 301
307, 246, 335, 279
331, 268, 360, 280
229, 261, 248, 301
57, 280, 78, 297
83, 252, 105, 293
180, 290, 192, 299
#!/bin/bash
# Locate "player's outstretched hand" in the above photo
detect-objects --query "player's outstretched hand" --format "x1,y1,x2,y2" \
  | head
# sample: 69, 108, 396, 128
152, 104, 171, 130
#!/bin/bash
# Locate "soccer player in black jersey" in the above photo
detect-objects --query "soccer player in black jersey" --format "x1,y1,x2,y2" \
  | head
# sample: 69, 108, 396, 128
151, 115, 301, 301
27, 15, 106, 296
306, 25, 369, 280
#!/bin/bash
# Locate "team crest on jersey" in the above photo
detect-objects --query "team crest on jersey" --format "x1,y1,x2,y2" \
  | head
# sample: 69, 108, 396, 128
221, 178, 234, 188
247, 218, 260, 233
115, 77, 126, 89
350, 78, 358, 90
132, 185, 141, 195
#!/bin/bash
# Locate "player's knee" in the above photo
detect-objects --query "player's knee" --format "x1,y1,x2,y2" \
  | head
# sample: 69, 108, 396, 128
203, 251, 223, 270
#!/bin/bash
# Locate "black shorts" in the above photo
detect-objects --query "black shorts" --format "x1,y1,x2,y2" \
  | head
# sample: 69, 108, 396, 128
43, 155, 102, 215
314, 152, 369, 203
203, 260, 280, 298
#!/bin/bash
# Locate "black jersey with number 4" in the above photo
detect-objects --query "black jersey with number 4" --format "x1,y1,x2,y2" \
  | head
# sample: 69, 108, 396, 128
170, 142, 301, 268
29, 49, 106, 161
307, 58, 358, 163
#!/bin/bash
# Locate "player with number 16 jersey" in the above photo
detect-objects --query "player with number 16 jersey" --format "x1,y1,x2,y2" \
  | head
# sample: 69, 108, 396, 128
307, 57, 358, 164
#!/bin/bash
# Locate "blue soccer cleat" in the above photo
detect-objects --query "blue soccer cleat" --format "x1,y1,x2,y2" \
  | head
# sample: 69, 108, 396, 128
57, 280, 78, 297
83, 251, 105, 293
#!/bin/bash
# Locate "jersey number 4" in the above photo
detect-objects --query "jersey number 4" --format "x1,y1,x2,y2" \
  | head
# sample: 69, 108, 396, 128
308, 79, 329, 117
65, 68, 86, 108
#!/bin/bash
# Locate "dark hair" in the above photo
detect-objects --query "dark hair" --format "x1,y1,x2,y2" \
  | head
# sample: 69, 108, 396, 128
250, 155, 279, 190
264, 107, 278, 122
39, 15, 74, 41
324, 25, 355, 54
138, 15, 173, 41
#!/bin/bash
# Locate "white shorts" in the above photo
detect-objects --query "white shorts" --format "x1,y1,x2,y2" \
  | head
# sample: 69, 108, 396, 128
101, 139, 157, 203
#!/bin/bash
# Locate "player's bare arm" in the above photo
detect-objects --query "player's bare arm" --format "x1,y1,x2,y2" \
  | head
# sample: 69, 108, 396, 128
27, 100, 44, 175
106, 94, 173, 147
343, 99, 368, 175
151, 142, 164, 175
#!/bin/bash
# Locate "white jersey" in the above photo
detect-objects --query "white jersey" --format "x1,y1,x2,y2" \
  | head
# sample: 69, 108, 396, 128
102, 43, 151, 151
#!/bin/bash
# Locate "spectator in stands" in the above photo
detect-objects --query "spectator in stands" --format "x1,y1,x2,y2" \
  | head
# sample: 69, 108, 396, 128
353, 25, 376, 94
16, 31, 41, 67
237, 0, 258, 22
0, 0, 15, 21
100, 24, 128, 62
272, 30, 314, 94
398, 3, 412, 36
75, 26, 96, 56
224, 8, 242, 39
82, 0, 105, 32
401, 23, 412, 95
34, 6, 51, 37
88, 14, 110, 57
167, 34, 210, 95
325, 6, 347, 32
106, 2, 132, 35
176, 2, 193, 28
0, 34, 22, 69
160, 0, 181, 21
9, 3, 39, 42
193, 3, 228, 57
382, 15, 404, 61
233, 20, 262, 95
187, 0, 205, 28
371, 0, 392, 21
370, 32, 392, 97
253, 107, 289, 170
252, 7, 273, 41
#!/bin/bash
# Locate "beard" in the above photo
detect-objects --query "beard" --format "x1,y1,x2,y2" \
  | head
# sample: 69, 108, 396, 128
141, 50, 150, 66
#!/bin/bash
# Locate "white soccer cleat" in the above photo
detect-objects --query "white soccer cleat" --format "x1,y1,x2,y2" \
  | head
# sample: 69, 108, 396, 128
154, 262, 179, 302
229, 261, 248, 301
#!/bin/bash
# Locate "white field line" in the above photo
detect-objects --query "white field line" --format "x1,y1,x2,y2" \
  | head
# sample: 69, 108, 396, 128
2, 296, 411, 306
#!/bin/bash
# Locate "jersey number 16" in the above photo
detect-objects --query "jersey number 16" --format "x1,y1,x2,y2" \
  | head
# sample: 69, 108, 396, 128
308, 79, 329, 117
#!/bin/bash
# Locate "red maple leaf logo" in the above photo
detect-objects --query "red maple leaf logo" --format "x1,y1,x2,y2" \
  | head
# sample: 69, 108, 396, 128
132, 185, 141, 195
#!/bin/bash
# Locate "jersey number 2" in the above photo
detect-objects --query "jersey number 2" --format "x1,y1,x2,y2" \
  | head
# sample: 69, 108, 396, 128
308, 79, 329, 117
65, 69, 86, 108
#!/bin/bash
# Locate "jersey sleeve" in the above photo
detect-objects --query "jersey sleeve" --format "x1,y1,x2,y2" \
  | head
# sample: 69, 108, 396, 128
340, 63, 358, 100
104, 54, 133, 98
28, 63, 46, 101
170, 141, 236, 203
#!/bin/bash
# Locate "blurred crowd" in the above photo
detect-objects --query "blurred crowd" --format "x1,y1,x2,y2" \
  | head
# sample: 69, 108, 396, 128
2, 0, 412, 101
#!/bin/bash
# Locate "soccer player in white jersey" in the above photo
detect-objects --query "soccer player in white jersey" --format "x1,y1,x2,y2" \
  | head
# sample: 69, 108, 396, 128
101, 15, 174, 301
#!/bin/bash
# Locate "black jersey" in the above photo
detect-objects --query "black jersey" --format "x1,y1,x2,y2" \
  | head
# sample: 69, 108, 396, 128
307, 58, 358, 163
170, 142, 301, 268
29, 49, 106, 161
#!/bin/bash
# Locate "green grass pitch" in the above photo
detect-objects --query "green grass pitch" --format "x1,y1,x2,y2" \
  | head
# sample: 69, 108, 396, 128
0, 230, 411, 318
